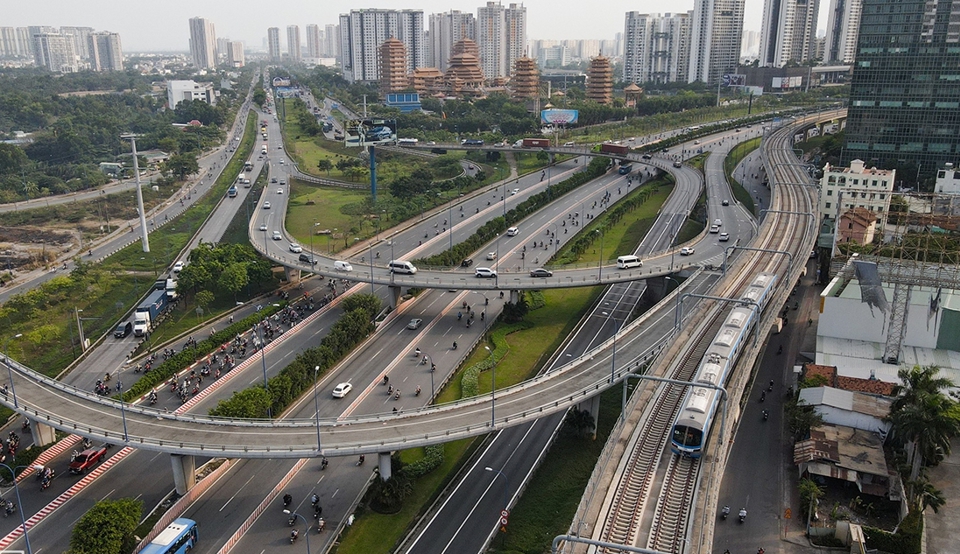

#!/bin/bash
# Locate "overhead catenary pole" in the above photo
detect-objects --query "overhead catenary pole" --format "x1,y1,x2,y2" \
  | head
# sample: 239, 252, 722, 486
122, 134, 150, 252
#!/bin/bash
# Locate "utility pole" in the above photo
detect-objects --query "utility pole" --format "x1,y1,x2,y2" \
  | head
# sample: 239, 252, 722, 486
122, 134, 150, 252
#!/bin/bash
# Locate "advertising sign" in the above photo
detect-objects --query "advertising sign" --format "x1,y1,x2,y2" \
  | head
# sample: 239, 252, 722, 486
722, 74, 746, 87
540, 109, 579, 125
344, 118, 398, 147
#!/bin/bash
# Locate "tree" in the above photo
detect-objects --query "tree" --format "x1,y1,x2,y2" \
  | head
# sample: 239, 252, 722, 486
785, 397, 823, 440
798, 478, 825, 526
68, 497, 142, 554
890, 365, 954, 414
0, 144, 28, 173
317, 158, 333, 175
161, 152, 200, 181
218, 262, 249, 300
909, 471, 946, 514
209, 386, 271, 418
195, 289, 214, 313
564, 408, 596, 438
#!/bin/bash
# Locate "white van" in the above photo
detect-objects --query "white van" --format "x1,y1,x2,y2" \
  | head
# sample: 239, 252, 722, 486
506, 226, 519, 237
334, 260, 353, 272
616, 255, 643, 269
389, 260, 418, 274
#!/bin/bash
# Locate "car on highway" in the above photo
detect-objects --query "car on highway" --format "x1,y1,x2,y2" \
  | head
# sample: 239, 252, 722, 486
289, 243, 303, 253
298, 253, 316, 265
486, 252, 497, 260
69, 445, 109, 474
680, 246, 695, 256
713, 218, 722, 227
460, 258, 474, 267
331, 382, 353, 398
172, 261, 184, 273
721, 199, 730, 206
277, 188, 283, 194
407, 318, 423, 330
530, 268, 553, 278
259, 223, 268, 231
506, 226, 519, 236
263, 201, 271, 209
510, 188, 519, 196
642, 154, 652, 160
270, 177, 277, 183
719, 232, 730, 242
272, 231, 282, 240
475, 267, 497, 278
709, 225, 720, 233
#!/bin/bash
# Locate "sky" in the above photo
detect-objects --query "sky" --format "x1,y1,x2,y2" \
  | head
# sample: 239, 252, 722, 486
8, 0, 830, 53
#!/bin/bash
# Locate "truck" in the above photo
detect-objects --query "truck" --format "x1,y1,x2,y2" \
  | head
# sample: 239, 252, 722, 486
515, 138, 550, 148
600, 143, 629, 156
165, 278, 178, 300
69, 444, 109, 474
244, 160, 254, 171
237, 173, 246, 185
133, 289, 168, 337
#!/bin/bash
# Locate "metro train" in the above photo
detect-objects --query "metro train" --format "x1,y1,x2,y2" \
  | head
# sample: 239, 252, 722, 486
671, 272, 778, 457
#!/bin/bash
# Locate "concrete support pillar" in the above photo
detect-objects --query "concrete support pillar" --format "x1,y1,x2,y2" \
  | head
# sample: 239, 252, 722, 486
388, 285, 402, 310
378, 452, 392, 481
283, 266, 300, 284
577, 395, 602, 440
30, 422, 57, 447
509, 289, 519, 304
170, 454, 196, 495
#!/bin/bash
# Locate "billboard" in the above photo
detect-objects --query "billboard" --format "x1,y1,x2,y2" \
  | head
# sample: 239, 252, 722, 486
540, 109, 579, 125
344, 118, 398, 147
722, 74, 746, 86
772, 76, 803, 89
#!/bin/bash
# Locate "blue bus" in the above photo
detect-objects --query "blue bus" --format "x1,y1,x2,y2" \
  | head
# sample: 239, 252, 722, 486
140, 518, 198, 554
618, 163, 634, 175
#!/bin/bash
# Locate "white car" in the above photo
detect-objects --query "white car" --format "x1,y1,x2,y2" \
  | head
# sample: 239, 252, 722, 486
172, 261, 184, 273
263, 201, 271, 209
486, 252, 497, 260
475, 267, 497, 278
510, 188, 519, 196
289, 243, 303, 253
679, 247, 695, 256
259, 223, 268, 231
332, 382, 353, 398
709, 225, 720, 234
272, 231, 282, 241
719, 232, 730, 242
506, 227, 519, 237
277, 188, 283, 194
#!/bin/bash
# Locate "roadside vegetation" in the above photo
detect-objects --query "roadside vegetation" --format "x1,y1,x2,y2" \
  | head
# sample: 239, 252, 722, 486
724, 137, 760, 214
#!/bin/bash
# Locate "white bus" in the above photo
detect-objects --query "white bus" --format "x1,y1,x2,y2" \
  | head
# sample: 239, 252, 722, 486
397, 138, 419, 146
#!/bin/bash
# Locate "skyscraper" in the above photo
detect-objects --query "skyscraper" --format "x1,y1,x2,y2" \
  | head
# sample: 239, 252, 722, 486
60, 26, 94, 60
287, 25, 301, 62
428, 10, 476, 71
339, 9, 424, 83
0, 28, 18, 57
476, 2, 526, 80
687, 0, 745, 83
324, 24, 339, 58
16, 28, 33, 56
227, 41, 244, 67
758, 0, 819, 66
623, 12, 691, 85
88, 32, 123, 71
306, 24, 322, 59
188, 17, 217, 70
843, 0, 960, 170
33, 32, 78, 73
823, 0, 861, 64
267, 27, 281, 61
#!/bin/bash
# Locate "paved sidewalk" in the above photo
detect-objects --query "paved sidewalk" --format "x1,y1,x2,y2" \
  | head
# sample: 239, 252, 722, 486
924, 441, 960, 554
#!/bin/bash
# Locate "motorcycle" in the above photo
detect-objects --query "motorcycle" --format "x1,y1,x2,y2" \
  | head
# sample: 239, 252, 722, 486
290, 529, 299, 544
452, 341, 458, 350
3, 501, 15, 517
287, 515, 296, 526
760, 391, 766, 402
415, 386, 421, 397
763, 410, 769, 421
394, 390, 401, 400
317, 517, 325, 533
721, 505, 730, 520
320, 457, 328, 470
738, 508, 747, 523
283, 494, 292, 508
358, 455, 365, 466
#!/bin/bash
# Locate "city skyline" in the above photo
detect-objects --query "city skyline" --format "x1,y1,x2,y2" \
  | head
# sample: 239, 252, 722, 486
6, 0, 833, 53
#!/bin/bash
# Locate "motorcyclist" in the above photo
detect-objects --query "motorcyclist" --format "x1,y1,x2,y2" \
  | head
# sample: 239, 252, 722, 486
283, 493, 292, 507
721, 505, 730, 518
415, 386, 421, 396
311, 493, 319, 506
290, 528, 299, 542
358, 455, 365, 465
739, 508, 747, 521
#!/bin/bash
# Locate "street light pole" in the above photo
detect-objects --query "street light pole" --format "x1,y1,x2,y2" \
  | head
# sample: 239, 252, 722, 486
3, 334, 23, 409
256, 305, 271, 418
485, 346, 496, 427
595, 229, 604, 281
282, 510, 311, 553
0, 463, 34, 554
116, 364, 129, 442
313, 366, 322, 452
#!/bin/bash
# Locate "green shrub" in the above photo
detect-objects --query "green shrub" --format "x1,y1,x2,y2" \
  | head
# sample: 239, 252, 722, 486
863, 510, 922, 554
460, 322, 532, 398
400, 444, 445, 479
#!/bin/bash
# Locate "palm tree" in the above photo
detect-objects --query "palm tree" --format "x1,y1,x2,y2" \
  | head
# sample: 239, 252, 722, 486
891, 365, 954, 414
908, 471, 946, 514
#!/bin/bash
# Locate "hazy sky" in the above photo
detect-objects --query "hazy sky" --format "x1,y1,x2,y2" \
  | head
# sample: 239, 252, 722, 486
9, 0, 829, 52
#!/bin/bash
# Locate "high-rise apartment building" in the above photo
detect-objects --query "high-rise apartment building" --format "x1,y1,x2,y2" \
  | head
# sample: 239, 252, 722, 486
339, 9, 424, 83
33, 32, 78, 73
428, 11, 475, 72
287, 25, 301, 62
216, 38, 230, 62
687, 0, 745, 83
17, 28, 34, 56
324, 24, 339, 58
758, 0, 819, 66
60, 26, 94, 60
843, 0, 960, 170
477, 2, 526, 80
267, 27, 281, 61
623, 12, 691, 84
227, 41, 244, 67
88, 32, 123, 71
188, 17, 217, 69
823, 0, 861, 64
0, 28, 18, 57
306, 24, 322, 59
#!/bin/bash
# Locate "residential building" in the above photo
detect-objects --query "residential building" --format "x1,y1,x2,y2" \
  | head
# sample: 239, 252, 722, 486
798, 386, 892, 433
226, 41, 244, 67
476, 2, 526, 80
33, 32, 78, 73
819, 159, 895, 224
794, 424, 896, 499
428, 10, 475, 72
0, 28, 19, 57
539, 45, 569, 68
843, 0, 960, 170
88, 32, 123, 71
935, 163, 960, 194
586, 54, 614, 104
758, 0, 819, 66
188, 17, 217, 70
17, 28, 33, 56
741, 29, 761, 58
339, 9, 424, 83
306, 24, 322, 59
687, 0, 745, 84
324, 24, 339, 59
216, 38, 230, 62
838, 207, 879, 244
287, 25, 301, 62
60, 26, 94, 61
623, 12, 691, 85
167, 80, 216, 108
267, 27, 281, 61
824, 0, 860, 64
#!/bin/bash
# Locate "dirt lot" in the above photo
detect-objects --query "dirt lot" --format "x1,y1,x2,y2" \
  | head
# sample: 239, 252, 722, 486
0, 225, 77, 271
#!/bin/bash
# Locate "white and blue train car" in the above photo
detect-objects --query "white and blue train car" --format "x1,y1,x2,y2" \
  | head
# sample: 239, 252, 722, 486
671, 273, 777, 457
